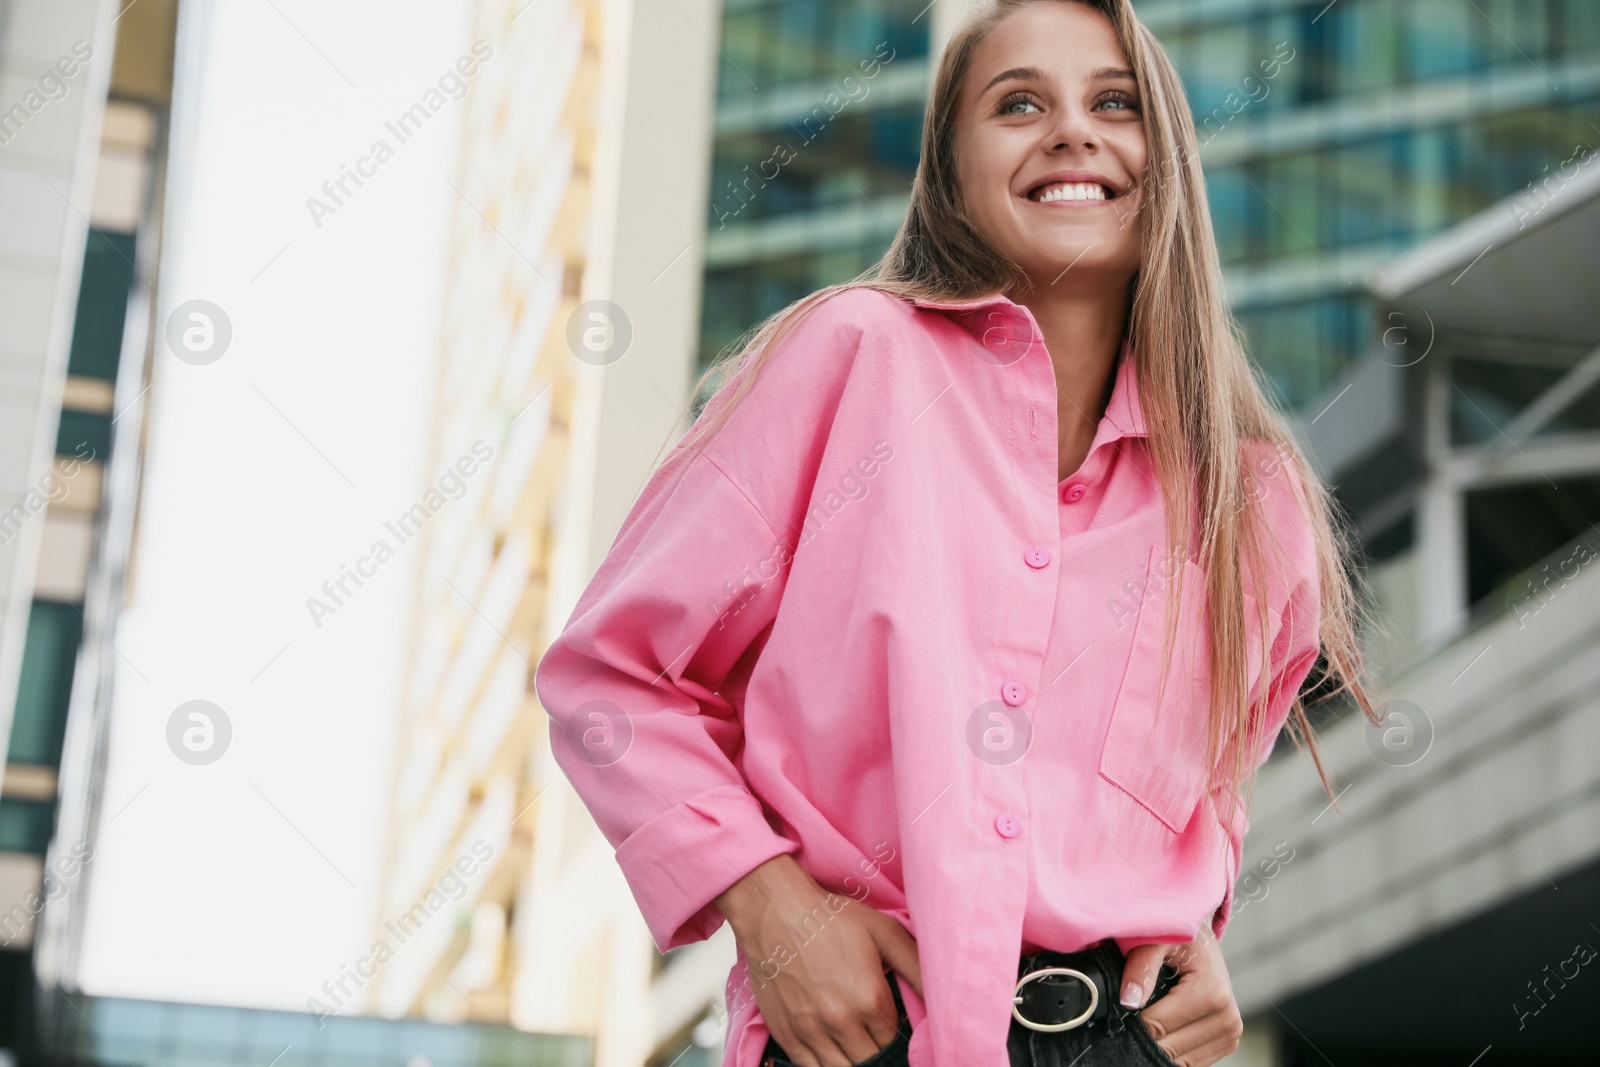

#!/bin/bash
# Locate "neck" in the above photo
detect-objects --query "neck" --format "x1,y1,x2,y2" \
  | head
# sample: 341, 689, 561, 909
1010, 277, 1131, 481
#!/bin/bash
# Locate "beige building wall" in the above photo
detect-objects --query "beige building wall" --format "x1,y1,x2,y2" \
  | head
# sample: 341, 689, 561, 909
367, 0, 602, 1024
374, 0, 998, 1064
513, 0, 730, 1050
368, 0, 720, 1064
517, 2, 1006, 1064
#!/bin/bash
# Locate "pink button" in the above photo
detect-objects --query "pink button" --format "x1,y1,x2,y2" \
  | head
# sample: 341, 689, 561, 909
1062, 483, 1087, 503
1024, 547, 1051, 569
1001, 680, 1026, 706
995, 813, 1022, 839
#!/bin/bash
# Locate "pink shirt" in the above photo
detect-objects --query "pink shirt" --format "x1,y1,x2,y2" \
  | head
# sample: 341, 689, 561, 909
535, 287, 1321, 1067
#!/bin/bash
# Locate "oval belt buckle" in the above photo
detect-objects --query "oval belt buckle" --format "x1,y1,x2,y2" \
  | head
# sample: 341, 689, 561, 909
1012, 966, 1098, 1032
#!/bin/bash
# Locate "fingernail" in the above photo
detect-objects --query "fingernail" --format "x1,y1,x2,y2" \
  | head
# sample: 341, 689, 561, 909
1120, 981, 1143, 1008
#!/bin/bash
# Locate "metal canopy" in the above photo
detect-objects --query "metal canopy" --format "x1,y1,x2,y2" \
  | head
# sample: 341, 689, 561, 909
1373, 155, 1600, 347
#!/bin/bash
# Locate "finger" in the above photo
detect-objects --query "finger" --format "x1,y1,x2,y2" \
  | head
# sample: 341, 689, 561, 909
869, 915, 923, 999
1152, 1011, 1235, 1062
837, 970, 901, 1050
1155, 1029, 1240, 1067
1119, 943, 1169, 1009
816, 1020, 882, 1067
1145, 953, 1228, 1036
1137, 975, 1199, 1040
769, 1028, 821, 1067
789, 1026, 854, 1067
1148, 1002, 1242, 1062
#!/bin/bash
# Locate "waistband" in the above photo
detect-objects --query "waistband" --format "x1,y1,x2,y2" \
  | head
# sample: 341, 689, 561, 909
1012, 938, 1179, 1035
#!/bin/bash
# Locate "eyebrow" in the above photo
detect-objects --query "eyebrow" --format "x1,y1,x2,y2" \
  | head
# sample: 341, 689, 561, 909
977, 65, 1137, 96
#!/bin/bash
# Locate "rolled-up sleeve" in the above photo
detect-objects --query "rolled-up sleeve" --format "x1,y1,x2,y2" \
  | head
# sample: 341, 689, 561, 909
535, 291, 872, 951
535, 451, 803, 951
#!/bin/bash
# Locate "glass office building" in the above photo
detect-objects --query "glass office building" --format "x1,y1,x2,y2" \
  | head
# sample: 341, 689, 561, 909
31, 993, 588, 1067
698, 0, 930, 382
1147, 0, 1600, 408
697, 0, 1600, 410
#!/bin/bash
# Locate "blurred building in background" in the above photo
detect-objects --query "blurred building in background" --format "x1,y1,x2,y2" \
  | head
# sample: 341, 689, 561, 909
1231, 162, 1600, 1067
365, 0, 604, 1040
1, 0, 602, 1063
695, 1, 933, 383
2, 0, 1598, 1065
367, 0, 727, 1065
1141, 2, 1600, 1065
608, 1, 1600, 1065
0, 0, 162, 1054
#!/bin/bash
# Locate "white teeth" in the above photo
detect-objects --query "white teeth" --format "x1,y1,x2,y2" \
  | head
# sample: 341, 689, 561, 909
1034, 181, 1108, 202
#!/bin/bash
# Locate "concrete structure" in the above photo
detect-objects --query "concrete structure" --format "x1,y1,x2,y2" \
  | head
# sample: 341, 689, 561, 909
1226, 161, 1600, 1063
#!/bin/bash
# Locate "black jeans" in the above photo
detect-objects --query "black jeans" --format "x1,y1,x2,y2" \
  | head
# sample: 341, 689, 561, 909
759, 941, 1181, 1067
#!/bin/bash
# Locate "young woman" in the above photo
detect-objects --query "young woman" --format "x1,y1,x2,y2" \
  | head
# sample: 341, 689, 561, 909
535, 2, 1372, 1066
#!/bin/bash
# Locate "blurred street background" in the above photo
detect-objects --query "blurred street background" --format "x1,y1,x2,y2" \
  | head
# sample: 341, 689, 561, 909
0, 0, 1597, 1064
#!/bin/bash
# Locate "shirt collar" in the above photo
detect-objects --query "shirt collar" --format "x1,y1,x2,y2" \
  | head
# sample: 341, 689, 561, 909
911, 292, 1147, 439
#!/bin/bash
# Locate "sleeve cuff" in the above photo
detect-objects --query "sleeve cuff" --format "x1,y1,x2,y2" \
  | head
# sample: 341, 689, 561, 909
614, 783, 801, 951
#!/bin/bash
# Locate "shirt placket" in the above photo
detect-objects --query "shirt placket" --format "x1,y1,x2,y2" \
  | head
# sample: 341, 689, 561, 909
965, 305, 1069, 1064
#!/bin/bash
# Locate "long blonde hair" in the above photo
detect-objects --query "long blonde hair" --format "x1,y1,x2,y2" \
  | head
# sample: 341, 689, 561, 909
664, 0, 1376, 823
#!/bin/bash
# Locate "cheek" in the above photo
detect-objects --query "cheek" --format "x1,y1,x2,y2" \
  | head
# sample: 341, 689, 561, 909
961, 153, 1013, 224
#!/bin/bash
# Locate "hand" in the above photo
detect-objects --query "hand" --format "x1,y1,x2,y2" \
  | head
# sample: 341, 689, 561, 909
1120, 929, 1243, 1066
716, 855, 923, 1067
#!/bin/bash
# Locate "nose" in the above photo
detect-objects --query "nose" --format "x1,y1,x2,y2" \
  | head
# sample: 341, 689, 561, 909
1046, 101, 1100, 153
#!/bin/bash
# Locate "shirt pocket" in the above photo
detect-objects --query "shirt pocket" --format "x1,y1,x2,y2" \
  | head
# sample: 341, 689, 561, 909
1098, 546, 1272, 833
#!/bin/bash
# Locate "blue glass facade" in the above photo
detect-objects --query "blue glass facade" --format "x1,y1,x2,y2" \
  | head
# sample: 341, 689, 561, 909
700, 0, 930, 377
1156, 0, 1600, 405
698, 0, 1600, 410
32, 993, 590, 1067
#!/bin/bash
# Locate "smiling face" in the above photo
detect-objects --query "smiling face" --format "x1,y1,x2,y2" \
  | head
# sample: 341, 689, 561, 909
953, 2, 1148, 291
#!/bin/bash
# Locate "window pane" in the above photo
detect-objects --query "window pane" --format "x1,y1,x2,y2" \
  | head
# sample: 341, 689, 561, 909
1405, 0, 1486, 80
1331, 0, 1400, 94
10, 600, 83, 766
1187, 23, 1255, 113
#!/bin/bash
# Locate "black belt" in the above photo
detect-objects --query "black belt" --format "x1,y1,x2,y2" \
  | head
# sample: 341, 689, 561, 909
1012, 939, 1179, 1033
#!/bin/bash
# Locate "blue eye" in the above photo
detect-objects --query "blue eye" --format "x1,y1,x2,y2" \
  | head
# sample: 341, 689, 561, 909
997, 92, 1041, 115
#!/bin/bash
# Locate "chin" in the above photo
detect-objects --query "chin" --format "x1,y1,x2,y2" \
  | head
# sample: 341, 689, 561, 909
1023, 245, 1104, 273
